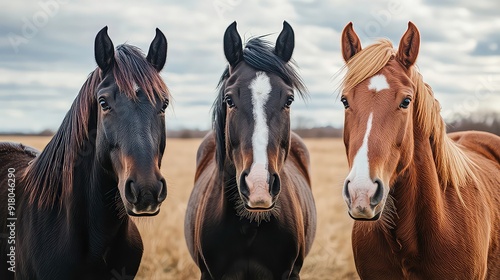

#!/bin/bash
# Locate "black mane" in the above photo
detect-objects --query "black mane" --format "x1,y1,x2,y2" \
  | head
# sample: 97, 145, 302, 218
213, 37, 307, 171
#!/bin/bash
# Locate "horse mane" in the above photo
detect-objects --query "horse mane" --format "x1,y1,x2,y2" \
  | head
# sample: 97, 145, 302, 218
24, 44, 169, 209
212, 37, 307, 171
342, 39, 476, 201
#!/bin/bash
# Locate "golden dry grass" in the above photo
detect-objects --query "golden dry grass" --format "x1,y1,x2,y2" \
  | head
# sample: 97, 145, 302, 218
0, 136, 358, 280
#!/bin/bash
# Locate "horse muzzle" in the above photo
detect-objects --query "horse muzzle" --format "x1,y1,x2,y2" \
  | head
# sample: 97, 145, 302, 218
343, 178, 385, 220
123, 177, 167, 216
239, 163, 280, 211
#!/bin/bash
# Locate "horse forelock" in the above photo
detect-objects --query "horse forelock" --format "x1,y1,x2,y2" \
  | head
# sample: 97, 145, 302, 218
114, 44, 169, 103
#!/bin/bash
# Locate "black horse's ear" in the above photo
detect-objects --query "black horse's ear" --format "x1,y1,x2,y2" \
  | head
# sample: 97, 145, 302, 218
147, 28, 168, 72
94, 26, 115, 73
275, 21, 294, 62
223, 21, 243, 67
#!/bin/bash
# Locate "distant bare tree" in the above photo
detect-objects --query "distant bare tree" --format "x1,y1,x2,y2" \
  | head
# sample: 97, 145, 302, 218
446, 111, 500, 135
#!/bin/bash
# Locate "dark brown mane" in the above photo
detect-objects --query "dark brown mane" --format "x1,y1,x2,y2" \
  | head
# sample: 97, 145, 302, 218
113, 45, 169, 102
24, 44, 169, 209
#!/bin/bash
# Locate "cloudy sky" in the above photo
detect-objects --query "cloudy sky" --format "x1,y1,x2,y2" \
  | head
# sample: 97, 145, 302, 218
1, 0, 499, 133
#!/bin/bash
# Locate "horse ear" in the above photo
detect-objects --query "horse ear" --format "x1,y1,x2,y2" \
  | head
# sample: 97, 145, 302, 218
147, 28, 168, 72
397, 22, 420, 68
275, 21, 294, 62
223, 21, 243, 67
94, 26, 115, 73
341, 22, 362, 63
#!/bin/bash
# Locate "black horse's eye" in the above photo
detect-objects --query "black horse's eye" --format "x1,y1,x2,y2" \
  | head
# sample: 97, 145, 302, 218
99, 98, 110, 111
225, 95, 235, 108
400, 98, 411, 109
160, 100, 169, 113
285, 96, 294, 108
341, 97, 349, 109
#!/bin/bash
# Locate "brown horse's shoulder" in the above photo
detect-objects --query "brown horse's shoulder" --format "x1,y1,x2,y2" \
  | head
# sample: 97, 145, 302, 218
0, 142, 39, 162
196, 132, 216, 165
287, 132, 311, 185
195, 131, 216, 181
448, 131, 500, 164
289, 132, 310, 164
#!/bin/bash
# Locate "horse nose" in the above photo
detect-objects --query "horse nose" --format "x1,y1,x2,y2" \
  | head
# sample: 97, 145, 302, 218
239, 170, 250, 200
239, 164, 276, 209
239, 172, 280, 199
125, 179, 139, 204
269, 173, 280, 197
124, 177, 167, 215
370, 179, 384, 206
343, 178, 385, 220
343, 179, 351, 204
157, 178, 167, 203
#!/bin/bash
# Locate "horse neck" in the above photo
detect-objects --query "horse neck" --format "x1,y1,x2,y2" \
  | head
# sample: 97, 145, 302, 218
387, 132, 448, 251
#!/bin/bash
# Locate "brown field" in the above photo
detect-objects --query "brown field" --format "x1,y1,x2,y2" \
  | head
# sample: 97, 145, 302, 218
0, 136, 358, 280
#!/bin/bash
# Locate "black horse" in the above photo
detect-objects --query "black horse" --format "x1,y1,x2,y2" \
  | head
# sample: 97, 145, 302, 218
185, 22, 317, 280
0, 27, 169, 279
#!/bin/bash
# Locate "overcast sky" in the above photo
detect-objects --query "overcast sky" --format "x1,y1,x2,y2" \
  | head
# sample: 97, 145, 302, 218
1, 0, 499, 133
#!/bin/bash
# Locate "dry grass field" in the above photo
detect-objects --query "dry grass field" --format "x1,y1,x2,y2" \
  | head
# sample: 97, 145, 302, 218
0, 136, 358, 280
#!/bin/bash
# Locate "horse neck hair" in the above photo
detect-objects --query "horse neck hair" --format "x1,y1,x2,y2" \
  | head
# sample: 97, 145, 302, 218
410, 67, 477, 201
23, 70, 101, 210
342, 39, 476, 203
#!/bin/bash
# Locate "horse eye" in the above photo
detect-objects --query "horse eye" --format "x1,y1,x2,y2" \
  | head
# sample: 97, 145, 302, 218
225, 95, 235, 108
160, 100, 169, 113
99, 98, 110, 111
341, 97, 349, 109
284, 96, 294, 108
400, 98, 411, 109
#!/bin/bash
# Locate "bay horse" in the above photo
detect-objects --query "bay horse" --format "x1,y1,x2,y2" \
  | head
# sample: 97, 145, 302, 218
340, 22, 500, 279
185, 21, 317, 280
0, 27, 169, 279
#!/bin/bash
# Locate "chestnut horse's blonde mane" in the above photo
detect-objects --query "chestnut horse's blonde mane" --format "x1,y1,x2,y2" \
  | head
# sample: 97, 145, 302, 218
342, 39, 476, 201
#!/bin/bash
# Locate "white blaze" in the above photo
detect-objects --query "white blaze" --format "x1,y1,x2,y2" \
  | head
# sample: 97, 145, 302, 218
249, 72, 272, 168
347, 113, 373, 181
368, 74, 389, 92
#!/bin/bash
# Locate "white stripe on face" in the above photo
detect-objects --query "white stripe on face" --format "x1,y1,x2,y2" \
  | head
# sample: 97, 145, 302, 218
249, 72, 272, 168
368, 74, 389, 92
347, 113, 373, 181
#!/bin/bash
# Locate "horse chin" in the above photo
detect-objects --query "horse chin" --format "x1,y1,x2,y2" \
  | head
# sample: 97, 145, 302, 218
126, 207, 161, 217
349, 211, 381, 221
244, 203, 276, 212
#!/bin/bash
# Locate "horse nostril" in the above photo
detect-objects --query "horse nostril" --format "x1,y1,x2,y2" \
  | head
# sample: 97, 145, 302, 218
125, 179, 138, 204
343, 180, 351, 203
157, 178, 167, 203
239, 171, 250, 200
371, 179, 384, 206
270, 173, 280, 197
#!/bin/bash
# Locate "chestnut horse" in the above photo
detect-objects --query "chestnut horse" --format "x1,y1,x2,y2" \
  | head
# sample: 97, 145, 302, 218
0, 27, 169, 279
185, 21, 316, 280
339, 22, 500, 279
